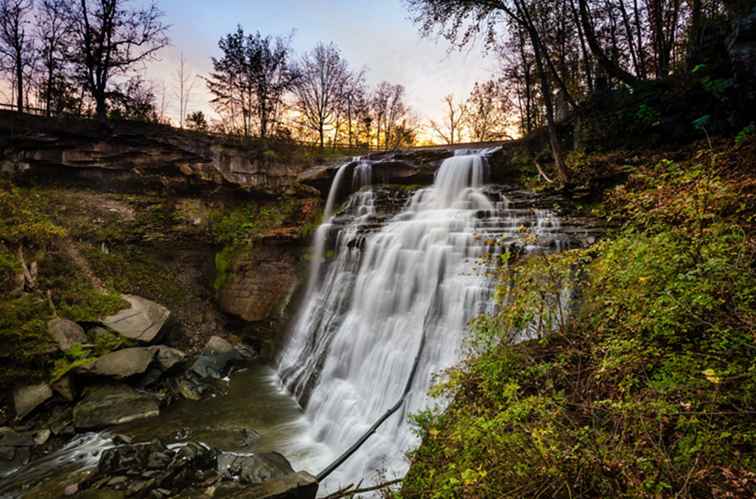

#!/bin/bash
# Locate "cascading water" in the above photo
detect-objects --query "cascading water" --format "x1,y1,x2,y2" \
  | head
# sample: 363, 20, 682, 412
276, 151, 591, 494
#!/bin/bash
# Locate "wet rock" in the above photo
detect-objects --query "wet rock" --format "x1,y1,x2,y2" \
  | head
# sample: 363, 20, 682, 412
190, 336, 242, 380
33, 428, 51, 446
218, 451, 293, 484
79, 347, 156, 379
47, 318, 88, 352
73, 385, 159, 429
112, 434, 133, 445
150, 345, 185, 371
64, 483, 79, 496
102, 295, 170, 343
176, 377, 204, 401
238, 471, 319, 499
0, 446, 15, 461
0, 427, 35, 447
52, 374, 77, 402
13, 383, 53, 419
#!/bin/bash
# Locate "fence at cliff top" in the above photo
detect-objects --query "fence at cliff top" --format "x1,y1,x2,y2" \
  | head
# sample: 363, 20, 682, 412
0, 104, 516, 153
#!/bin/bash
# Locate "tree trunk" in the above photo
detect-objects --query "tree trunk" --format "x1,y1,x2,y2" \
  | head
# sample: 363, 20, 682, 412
527, 23, 569, 183
15, 52, 23, 112
578, 0, 641, 86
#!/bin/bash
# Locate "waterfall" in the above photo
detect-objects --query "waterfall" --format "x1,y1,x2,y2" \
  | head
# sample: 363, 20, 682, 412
277, 153, 578, 494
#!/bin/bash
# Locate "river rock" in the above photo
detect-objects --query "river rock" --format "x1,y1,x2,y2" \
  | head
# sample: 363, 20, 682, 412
190, 336, 242, 380
150, 345, 185, 371
80, 347, 156, 379
237, 471, 319, 499
0, 427, 35, 447
47, 318, 88, 352
102, 294, 170, 343
73, 385, 159, 429
218, 452, 294, 484
13, 383, 53, 419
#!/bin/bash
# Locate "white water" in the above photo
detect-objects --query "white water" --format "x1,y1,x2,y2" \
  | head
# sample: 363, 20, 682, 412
276, 152, 577, 494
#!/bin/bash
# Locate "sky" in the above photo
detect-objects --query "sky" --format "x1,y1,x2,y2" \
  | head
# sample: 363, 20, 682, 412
147, 0, 497, 129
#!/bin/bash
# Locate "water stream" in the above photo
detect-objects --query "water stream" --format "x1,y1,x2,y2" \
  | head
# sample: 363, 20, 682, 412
276, 151, 587, 493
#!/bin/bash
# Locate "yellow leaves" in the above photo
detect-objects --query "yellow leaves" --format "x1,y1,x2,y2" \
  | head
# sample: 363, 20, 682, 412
702, 368, 721, 385
638, 276, 649, 284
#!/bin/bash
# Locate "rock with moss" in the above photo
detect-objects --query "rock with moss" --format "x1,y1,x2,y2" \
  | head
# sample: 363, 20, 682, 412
47, 318, 87, 352
102, 295, 170, 343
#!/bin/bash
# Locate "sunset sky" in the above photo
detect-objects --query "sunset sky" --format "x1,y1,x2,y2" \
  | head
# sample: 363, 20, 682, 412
146, 0, 495, 128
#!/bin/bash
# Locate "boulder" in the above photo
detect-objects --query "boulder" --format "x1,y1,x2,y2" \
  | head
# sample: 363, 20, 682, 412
218, 452, 294, 484
236, 471, 319, 499
150, 345, 185, 371
0, 427, 36, 447
73, 385, 159, 429
190, 336, 242, 380
13, 383, 53, 419
80, 347, 156, 379
47, 318, 88, 352
102, 295, 170, 343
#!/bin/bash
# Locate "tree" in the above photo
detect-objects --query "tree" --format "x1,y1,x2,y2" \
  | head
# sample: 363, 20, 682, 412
174, 51, 194, 128
206, 26, 296, 138
408, 0, 570, 182
107, 74, 157, 121
371, 81, 409, 148
430, 93, 468, 144
334, 68, 366, 147
0, 0, 34, 112
35, 0, 74, 115
185, 110, 207, 131
466, 80, 513, 142
292, 42, 349, 148
69, 0, 169, 119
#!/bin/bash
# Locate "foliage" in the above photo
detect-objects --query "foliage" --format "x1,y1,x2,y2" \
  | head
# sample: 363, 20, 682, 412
403, 143, 756, 498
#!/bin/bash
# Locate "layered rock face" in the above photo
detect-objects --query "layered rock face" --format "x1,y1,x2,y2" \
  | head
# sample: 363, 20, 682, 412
0, 111, 319, 197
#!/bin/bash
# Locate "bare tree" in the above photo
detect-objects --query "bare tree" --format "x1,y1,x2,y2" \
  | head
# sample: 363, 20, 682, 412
293, 42, 349, 148
430, 94, 467, 145
0, 0, 34, 111
465, 80, 513, 142
174, 51, 194, 128
69, 0, 169, 119
371, 81, 409, 148
35, 0, 73, 115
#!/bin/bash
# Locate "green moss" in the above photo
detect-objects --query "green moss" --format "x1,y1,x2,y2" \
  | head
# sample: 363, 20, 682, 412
213, 243, 242, 290
0, 294, 55, 389
82, 244, 186, 309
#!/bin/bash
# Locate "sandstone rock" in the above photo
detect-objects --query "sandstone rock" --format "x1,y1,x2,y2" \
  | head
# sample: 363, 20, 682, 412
217, 245, 299, 322
237, 471, 319, 499
102, 295, 170, 343
13, 383, 53, 419
80, 347, 156, 379
52, 375, 77, 401
73, 385, 159, 429
47, 318, 88, 352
